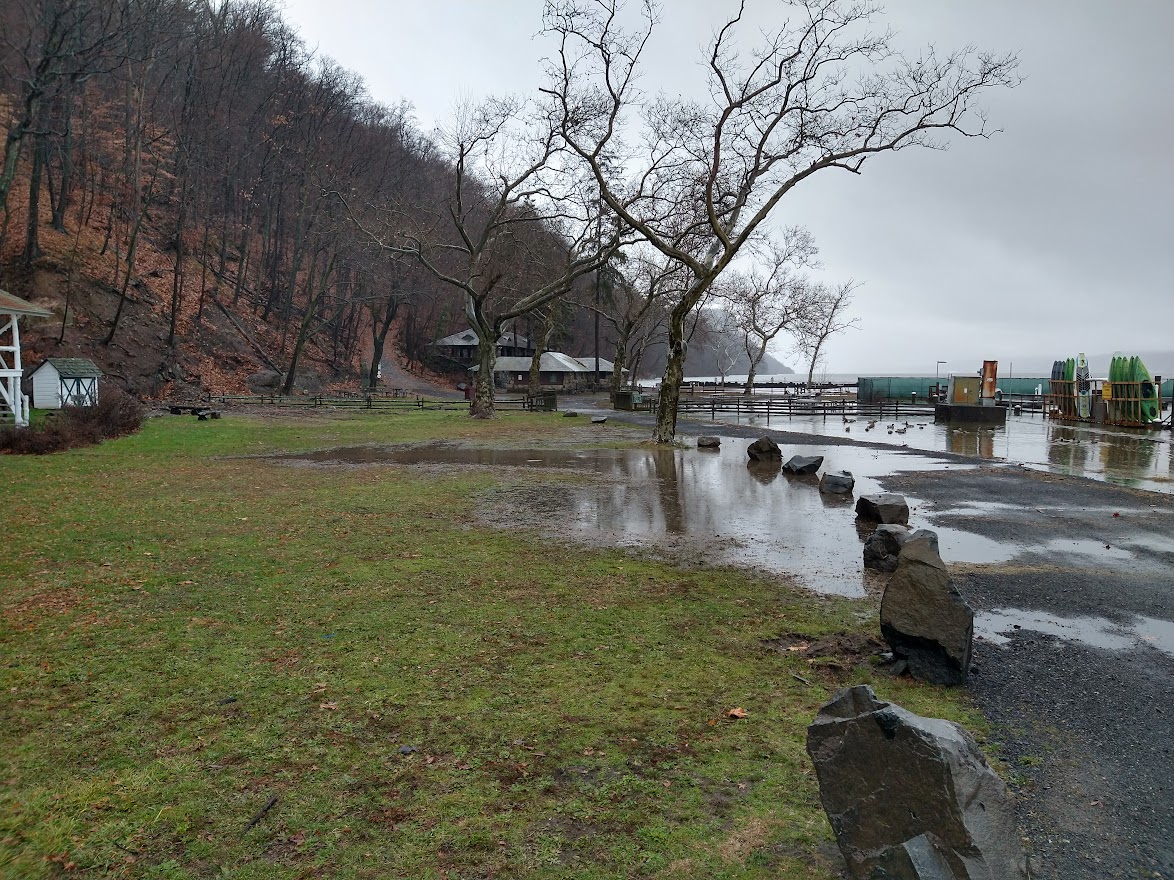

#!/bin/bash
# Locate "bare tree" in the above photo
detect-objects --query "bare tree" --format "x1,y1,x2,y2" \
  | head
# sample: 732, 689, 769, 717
543, 0, 1018, 441
0, 0, 129, 245
717, 226, 818, 392
793, 279, 859, 384
346, 95, 622, 417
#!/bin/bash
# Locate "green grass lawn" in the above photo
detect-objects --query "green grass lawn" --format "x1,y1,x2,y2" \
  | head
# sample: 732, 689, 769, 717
1, 410, 984, 879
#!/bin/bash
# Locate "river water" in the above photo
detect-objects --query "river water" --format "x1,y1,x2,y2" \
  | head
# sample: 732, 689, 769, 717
696, 408, 1174, 495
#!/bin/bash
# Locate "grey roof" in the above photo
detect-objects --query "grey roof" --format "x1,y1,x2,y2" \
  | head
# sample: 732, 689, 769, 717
32, 357, 103, 378
472, 352, 590, 373
0, 289, 53, 317
573, 356, 622, 373
430, 328, 534, 348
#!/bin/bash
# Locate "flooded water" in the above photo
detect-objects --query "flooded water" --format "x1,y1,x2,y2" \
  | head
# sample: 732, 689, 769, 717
976, 608, 1174, 658
710, 409, 1174, 494
279, 439, 1173, 616
281, 441, 1004, 596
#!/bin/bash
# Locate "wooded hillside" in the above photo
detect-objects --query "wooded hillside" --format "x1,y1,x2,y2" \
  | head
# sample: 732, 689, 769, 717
0, 0, 591, 398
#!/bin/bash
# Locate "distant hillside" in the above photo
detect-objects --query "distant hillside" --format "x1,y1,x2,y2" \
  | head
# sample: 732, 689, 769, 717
638, 342, 791, 379
1004, 351, 1173, 378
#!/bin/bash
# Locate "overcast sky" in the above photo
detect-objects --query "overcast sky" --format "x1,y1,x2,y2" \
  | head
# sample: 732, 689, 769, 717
280, 0, 1173, 375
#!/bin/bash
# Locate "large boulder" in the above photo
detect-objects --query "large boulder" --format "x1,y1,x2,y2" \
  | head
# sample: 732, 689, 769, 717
806, 684, 1029, 880
697, 436, 722, 448
856, 492, 910, 525
819, 470, 855, 495
746, 436, 781, 461
783, 454, 824, 475
880, 538, 973, 685
863, 526, 940, 572
863, 524, 910, 572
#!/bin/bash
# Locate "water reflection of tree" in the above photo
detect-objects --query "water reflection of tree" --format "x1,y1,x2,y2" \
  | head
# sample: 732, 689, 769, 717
1046, 425, 1087, 473
1099, 431, 1157, 476
946, 426, 996, 459
652, 447, 686, 534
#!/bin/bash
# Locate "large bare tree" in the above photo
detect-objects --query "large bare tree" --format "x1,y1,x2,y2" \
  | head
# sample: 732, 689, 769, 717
543, 0, 1019, 441
716, 226, 819, 392
347, 96, 623, 417
792, 278, 858, 383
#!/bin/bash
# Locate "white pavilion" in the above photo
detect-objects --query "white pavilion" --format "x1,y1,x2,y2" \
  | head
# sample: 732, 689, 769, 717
0, 289, 53, 427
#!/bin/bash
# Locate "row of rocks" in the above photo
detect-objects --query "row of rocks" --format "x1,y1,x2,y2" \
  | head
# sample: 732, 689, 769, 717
710, 435, 1023, 876
739, 436, 858, 496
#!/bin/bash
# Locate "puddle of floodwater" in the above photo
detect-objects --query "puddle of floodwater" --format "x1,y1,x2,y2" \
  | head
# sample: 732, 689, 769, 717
279, 440, 1001, 597
1036, 538, 1136, 560
1115, 532, 1174, 556
976, 608, 1174, 658
930, 526, 1019, 564
713, 409, 1174, 494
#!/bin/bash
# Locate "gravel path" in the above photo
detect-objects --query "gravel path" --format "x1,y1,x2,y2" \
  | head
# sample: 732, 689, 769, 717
604, 406, 1174, 879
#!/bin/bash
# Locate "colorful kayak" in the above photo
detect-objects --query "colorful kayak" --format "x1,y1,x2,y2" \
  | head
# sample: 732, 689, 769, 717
1076, 352, 1090, 419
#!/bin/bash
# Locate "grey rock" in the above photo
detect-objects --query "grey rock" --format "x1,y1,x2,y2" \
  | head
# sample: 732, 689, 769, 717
248, 369, 283, 390
783, 454, 824, 475
856, 492, 911, 525
908, 528, 940, 554
697, 436, 722, 448
863, 524, 911, 572
880, 538, 973, 685
746, 436, 781, 460
590, 416, 608, 424
806, 684, 1029, 880
819, 470, 855, 495
563, 410, 579, 418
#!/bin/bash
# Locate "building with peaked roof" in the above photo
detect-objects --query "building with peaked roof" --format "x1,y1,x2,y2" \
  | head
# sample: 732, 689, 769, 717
0, 289, 53, 427
428, 328, 535, 368
472, 353, 621, 391
29, 357, 103, 409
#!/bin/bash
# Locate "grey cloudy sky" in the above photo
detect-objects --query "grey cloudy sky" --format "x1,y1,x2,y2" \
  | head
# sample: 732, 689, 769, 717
280, 0, 1173, 375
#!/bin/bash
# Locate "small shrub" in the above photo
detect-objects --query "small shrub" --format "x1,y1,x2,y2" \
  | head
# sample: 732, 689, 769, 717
0, 386, 144, 454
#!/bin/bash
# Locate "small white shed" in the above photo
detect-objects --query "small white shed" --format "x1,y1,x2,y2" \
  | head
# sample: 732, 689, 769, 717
29, 357, 103, 409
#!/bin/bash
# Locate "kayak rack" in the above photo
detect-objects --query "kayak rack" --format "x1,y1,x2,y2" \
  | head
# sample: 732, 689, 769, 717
1046, 378, 1162, 428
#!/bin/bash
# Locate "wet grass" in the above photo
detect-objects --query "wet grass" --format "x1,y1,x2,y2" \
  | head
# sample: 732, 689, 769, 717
1, 410, 984, 879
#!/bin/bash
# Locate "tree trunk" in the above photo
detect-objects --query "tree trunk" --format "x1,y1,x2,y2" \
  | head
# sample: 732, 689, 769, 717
653, 304, 689, 443
52, 92, 74, 231
368, 300, 398, 388
806, 344, 822, 386
167, 177, 189, 346
21, 134, 46, 266
528, 308, 555, 396
743, 337, 769, 394
471, 334, 497, 418
609, 322, 631, 397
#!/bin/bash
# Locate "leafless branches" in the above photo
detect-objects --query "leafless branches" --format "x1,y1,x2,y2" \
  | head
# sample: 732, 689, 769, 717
543, 0, 1018, 440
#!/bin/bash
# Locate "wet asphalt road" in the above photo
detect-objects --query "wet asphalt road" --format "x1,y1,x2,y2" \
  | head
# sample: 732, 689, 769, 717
607, 407, 1174, 879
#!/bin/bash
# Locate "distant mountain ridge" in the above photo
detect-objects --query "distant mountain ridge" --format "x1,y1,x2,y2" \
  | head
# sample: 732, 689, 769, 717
638, 343, 792, 379
999, 350, 1173, 378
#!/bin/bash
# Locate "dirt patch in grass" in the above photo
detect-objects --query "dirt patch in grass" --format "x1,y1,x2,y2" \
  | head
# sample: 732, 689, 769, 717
2, 585, 82, 631
762, 630, 887, 679
717, 815, 775, 862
